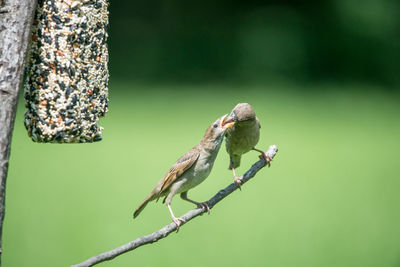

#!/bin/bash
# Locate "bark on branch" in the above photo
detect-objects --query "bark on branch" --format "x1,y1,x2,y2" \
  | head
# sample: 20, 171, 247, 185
0, 0, 37, 264
71, 145, 279, 267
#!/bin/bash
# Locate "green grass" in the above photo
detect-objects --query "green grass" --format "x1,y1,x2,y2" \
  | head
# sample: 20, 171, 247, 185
3, 82, 400, 267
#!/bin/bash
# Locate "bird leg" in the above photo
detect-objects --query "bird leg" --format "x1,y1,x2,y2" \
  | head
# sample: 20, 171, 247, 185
180, 192, 210, 215
167, 203, 185, 231
253, 147, 272, 167
231, 164, 243, 190
165, 189, 185, 231
165, 191, 185, 231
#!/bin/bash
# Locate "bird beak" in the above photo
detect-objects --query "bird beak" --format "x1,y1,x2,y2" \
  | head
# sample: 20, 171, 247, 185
221, 114, 235, 129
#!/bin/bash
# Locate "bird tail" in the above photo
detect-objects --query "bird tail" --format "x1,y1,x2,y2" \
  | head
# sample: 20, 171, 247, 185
228, 155, 241, 170
133, 194, 155, 219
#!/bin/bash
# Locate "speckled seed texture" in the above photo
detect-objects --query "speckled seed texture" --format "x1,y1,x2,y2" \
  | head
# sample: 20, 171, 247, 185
24, 0, 109, 143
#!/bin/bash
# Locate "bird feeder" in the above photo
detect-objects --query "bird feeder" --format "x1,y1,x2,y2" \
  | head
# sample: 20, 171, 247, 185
24, 0, 109, 143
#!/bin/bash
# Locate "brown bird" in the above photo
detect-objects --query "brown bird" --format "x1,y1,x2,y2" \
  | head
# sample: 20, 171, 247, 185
133, 114, 235, 229
224, 103, 271, 189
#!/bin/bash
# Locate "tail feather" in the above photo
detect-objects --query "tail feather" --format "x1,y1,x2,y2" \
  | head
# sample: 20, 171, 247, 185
133, 194, 154, 219
228, 155, 241, 170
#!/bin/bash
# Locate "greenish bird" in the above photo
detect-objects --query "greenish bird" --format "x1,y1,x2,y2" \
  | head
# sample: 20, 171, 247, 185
224, 103, 271, 189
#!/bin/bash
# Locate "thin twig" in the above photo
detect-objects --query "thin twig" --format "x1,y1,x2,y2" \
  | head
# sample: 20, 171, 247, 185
71, 145, 279, 267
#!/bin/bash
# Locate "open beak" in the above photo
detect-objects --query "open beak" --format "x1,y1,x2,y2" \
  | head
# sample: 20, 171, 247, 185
221, 114, 235, 129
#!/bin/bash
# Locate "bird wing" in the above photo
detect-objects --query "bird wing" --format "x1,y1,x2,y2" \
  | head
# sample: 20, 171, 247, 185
157, 146, 200, 200
256, 116, 261, 129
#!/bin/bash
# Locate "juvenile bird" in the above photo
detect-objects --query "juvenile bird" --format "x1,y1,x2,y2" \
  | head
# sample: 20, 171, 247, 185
224, 103, 271, 189
133, 114, 235, 229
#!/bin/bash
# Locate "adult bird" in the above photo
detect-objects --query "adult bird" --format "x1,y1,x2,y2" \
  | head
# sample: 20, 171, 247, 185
133, 114, 235, 229
224, 103, 271, 189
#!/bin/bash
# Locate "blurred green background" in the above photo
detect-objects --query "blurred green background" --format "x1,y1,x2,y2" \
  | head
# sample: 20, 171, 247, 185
3, 0, 400, 267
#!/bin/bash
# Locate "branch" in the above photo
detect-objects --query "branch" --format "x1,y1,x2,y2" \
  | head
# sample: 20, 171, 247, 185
71, 145, 278, 267
0, 0, 37, 264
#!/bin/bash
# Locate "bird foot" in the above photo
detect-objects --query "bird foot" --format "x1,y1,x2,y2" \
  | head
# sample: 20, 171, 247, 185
197, 202, 210, 215
258, 152, 272, 167
172, 217, 185, 232
234, 176, 243, 190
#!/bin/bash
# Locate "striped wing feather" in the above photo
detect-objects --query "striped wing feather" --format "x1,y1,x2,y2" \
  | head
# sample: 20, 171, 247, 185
157, 146, 200, 199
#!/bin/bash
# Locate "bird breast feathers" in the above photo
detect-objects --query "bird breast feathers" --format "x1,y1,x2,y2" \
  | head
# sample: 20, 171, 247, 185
226, 121, 260, 154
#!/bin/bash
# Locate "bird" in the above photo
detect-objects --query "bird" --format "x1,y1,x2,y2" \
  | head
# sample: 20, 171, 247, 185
133, 114, 235, 229
223, 103, 271, 189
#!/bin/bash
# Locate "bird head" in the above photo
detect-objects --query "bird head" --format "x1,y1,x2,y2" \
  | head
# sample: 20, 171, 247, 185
223, 103, 256, 126
202, 114, 235, 147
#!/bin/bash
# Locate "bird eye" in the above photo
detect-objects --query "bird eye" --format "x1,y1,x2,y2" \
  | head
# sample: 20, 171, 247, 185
213, 123, 218, 128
